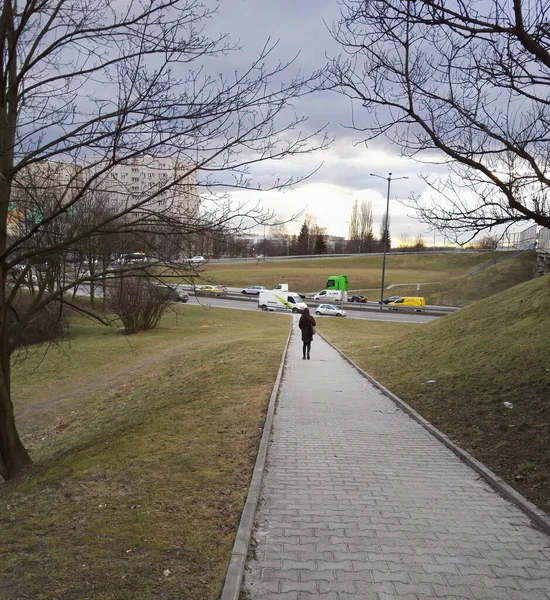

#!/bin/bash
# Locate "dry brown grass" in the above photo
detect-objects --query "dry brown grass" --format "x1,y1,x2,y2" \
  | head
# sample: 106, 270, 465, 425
195, 252, 507, 293
2, 306, 289, 600
357, 250, 535, 306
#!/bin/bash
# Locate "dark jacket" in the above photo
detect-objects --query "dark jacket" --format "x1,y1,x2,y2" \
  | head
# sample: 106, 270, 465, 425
299, 314, 316, 342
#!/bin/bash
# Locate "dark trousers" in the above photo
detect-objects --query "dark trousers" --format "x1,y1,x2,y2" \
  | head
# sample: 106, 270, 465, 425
302, 341, 311, 357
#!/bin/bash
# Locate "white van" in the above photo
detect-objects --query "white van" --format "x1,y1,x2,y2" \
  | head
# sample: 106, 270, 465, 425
314, 289, 347, 302
259, 291, 307, 313
274, 283, 288, 291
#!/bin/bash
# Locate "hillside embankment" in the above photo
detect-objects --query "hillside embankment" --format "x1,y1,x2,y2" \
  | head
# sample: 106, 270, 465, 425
320, 274, 550, 515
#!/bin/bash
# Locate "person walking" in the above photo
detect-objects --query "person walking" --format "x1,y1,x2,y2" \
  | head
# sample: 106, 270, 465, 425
298, 307, 316, 360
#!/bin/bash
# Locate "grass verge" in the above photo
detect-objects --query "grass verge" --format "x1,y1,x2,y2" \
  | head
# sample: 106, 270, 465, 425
368, 250, 535, 306
196, 252, 508, 293
2, 306, 289, 600
319, 275, 550, 515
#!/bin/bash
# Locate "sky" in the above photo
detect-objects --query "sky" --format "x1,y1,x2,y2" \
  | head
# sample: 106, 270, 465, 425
202, 0, 449, 243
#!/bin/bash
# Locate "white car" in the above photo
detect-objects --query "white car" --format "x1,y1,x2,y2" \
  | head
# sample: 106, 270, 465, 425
242, 285, 267, 295
315, 304, 346, 317
189, 255, 205, 264
9, 265, 38, 286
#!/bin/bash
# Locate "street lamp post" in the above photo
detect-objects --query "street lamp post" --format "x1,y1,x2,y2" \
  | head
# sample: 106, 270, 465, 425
370, 172, 409, 309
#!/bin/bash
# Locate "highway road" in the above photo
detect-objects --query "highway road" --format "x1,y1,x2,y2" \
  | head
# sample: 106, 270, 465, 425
186, 294, 438, 323
24, 280, 441, 324
60, 279, 441, 323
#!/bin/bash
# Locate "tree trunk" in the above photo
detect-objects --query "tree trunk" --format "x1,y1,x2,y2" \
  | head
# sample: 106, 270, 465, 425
0, 0, 30, 479
102, 275, 107, 311
0, 328, 31, 480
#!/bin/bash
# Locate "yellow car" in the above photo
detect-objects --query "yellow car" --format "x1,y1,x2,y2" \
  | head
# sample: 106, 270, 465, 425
196, 284, 225, 297
388, 296, 425, 310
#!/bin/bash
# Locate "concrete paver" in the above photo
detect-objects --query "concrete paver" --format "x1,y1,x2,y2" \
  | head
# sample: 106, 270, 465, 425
242, 319, 550, 599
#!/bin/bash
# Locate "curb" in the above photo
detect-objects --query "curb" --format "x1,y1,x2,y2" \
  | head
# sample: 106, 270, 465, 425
220, 321, 292, 600
319, 332, 550, 537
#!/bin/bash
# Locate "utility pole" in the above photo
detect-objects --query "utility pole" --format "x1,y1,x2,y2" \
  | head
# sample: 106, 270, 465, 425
370, 172, 409, 309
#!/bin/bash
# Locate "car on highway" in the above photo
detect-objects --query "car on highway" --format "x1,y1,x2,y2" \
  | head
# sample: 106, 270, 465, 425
388, 296, 425, 311
315, 304, 346, 317
196, 284, 225, 296
9, 264, 39, 286
242, 285, 267, 295
189, 255, 206, 264
152, 284, 189, 303
314, 289, 347, 302
349, 295, 367, 303
259, 290, 307, 313
114, 252, 149, 268
158, 287, 180, 302
175, 288, 189, 302
381, 295, 402, 304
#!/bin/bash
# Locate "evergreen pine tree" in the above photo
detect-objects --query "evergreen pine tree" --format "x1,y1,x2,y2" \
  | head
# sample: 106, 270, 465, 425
297, 222, 309, 254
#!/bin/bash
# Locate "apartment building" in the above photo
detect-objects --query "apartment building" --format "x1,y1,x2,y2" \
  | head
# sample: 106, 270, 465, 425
87, 155, 199, 219
8, 155, 199, 235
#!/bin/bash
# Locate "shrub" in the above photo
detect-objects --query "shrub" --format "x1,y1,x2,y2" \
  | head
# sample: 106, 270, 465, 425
107, 275, 174, 333
7, 292, 68, 351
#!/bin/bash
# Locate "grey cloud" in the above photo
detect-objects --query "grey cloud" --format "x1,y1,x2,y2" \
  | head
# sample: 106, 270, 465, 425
197, 0, 457, 239
235, 140, 448, 196
201, 0, 429, 166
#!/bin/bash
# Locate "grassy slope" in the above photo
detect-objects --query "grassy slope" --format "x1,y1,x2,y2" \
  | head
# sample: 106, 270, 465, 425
197, 252, 507, 293
377, 250, 535, 306
319, 275, 550, 515
1, 307, 288, 600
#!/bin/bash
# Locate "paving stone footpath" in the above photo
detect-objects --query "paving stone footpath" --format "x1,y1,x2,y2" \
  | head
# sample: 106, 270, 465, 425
242, 319, 550, 600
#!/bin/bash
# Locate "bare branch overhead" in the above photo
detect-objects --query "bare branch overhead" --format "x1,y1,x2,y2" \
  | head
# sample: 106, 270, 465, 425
327, 0, 550, 241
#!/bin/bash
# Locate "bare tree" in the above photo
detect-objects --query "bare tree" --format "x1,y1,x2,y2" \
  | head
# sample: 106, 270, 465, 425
271, 222, 289, 239
332, 238, 346, 254
474, 235, 499, 250
359, 200, 375, 252
398, 232, 412, 250
69, 192, 120, 309
0, 0, 326, 479
270, 222, 290, 256
328, 0, 550, 242
304, 213, 324, 254
348, 199, 360, 245
414, 234, 425, 251
107, 275, 173, 334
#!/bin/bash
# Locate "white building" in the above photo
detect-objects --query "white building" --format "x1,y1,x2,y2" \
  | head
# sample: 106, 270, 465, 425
87, 155, 199, 220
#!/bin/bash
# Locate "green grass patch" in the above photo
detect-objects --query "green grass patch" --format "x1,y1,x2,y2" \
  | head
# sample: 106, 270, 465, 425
195, 252, 510, 294
319, 274, 550, 515
2, 307, 289, 600
369, 251, 535, 306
